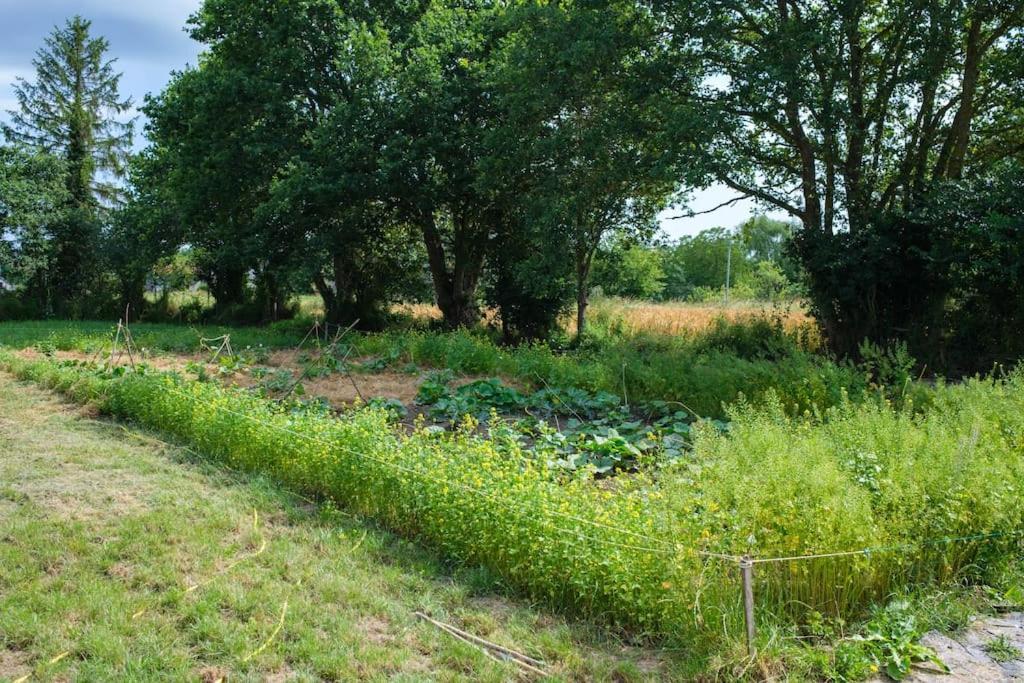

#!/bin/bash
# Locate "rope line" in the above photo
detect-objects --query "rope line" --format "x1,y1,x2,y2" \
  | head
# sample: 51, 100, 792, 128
749, 529, 1024, 565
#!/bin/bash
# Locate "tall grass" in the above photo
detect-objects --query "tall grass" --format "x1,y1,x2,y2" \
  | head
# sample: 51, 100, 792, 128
0, 316, 861, 418
4, 351, 1023, 666
353, 318, 863, 418
573, 296, 814, 340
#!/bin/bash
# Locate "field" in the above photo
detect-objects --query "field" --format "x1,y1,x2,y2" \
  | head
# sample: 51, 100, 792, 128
0, 375, 680, 681
2, 313, 1024, 680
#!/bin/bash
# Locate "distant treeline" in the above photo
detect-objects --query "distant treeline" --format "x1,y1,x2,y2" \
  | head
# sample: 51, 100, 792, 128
1, 3, 1022, 372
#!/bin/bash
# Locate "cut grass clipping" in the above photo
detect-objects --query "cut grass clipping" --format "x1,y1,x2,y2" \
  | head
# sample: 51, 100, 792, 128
4, 351, 1024, 660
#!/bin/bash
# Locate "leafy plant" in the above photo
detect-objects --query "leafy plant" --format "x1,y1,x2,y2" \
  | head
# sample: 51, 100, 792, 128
366, 397, 408, 421
257, 368, 303, 396
845, 602, 949, 680
984, 635, 1022, 663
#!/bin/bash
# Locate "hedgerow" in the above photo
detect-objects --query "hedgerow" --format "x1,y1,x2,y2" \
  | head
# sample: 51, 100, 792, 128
4, 351, 1024, 671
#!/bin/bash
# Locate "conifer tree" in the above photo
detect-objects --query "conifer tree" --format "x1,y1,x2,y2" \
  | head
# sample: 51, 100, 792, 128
4, 16, 133, 311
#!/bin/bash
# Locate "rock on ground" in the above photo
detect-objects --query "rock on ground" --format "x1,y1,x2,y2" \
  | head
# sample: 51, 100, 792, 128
873, 613, 1024, 681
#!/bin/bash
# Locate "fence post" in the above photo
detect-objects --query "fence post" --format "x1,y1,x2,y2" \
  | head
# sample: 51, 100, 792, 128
741, 556, 756, 657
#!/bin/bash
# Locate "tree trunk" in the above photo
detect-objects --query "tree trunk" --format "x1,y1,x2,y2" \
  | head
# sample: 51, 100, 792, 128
313, 271, 340, 324
576, 281, 588, 337
940, 17, 983, 180
574, 241, 594, 338
419, 211, 482, 329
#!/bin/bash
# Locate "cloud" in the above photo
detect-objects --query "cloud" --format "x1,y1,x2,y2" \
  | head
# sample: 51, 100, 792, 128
0, 1, 202, 137
0, 1, 201, 66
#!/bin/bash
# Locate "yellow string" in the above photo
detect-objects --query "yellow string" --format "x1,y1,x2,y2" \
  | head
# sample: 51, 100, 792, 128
241, 598, 290, 663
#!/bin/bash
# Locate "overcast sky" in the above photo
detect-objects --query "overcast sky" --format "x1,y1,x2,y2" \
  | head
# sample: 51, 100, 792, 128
0, 0, 779, 238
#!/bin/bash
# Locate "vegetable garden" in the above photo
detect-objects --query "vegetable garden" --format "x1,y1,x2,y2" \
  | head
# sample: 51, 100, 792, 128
4, 319, 1024, 678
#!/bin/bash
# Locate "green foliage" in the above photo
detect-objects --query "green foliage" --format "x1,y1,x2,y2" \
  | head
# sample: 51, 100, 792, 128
661, 220, 800, 303
4, 15, 133, 206
0, 320, 306, 353
3, 16, 133, 316
842, 603, 949, 681
6, 349, 1024, 672
984, 635, 1022, 663
0, 145, 67, 311
0, 318, 862, 420
661, 228, 748, 300
659, 0, 1024, 364
858, 341, 916, 394
360, 324, 863, 419
591, 241, 666, 300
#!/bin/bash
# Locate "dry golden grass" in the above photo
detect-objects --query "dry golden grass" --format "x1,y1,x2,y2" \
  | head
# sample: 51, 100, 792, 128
392, 298, 813, 338
573, 298, 813, 337
391, 302, 444, 322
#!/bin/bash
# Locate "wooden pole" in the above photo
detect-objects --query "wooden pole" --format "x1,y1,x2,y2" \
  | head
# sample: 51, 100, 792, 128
741, 556, 756, 657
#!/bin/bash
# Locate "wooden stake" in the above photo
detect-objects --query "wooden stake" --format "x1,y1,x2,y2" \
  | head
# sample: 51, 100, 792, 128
741, 556, 756, 658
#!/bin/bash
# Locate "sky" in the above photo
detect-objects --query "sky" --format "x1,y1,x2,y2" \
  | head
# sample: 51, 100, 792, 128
0, 0, 782, 239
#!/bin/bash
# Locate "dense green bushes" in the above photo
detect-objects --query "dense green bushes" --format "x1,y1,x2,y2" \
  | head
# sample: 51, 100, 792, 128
4, 350, 1024, 674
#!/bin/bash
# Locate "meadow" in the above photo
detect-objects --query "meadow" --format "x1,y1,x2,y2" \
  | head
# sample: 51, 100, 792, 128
3, 311, 1024, 679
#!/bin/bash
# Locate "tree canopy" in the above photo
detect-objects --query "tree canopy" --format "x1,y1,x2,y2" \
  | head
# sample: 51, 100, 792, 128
1, 1, 1022, 370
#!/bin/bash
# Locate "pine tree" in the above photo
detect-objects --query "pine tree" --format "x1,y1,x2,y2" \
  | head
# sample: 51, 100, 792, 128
4, 16, 133, 312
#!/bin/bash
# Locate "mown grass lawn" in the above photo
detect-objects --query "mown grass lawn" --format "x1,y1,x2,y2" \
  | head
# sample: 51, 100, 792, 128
0, 374, 683, 682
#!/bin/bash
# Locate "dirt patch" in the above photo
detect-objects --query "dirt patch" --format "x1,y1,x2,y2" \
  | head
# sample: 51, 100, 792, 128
294, 372, 426, 407
358, 615, 394, 645
264, 666, 297, 682
14, 462, 156, 521
197, 665, 229, 682
15, 348, 204, 374
105, 561, 135, 582
0, 649, 32, 680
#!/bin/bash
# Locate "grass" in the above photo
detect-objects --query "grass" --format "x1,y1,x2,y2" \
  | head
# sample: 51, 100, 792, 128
0, 373, 687, 681
570, 297, 812, 339
0, 316, 864, 419
984, 634, 1022, 663
0, 320, 307, 353
6, 351, 1024, 676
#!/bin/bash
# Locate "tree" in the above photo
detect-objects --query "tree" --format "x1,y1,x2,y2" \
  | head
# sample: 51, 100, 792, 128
490, 0, 681, 336
0, 146, 67, 310
662, 228, 751, 299
4, 16, 133, 312
379, 1, 508, 330
655, 0, 1024, 353
146, 0, 428, 325
935, 160, 1024, 371
591, 240, 666, 300
109, 149, 186, 318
